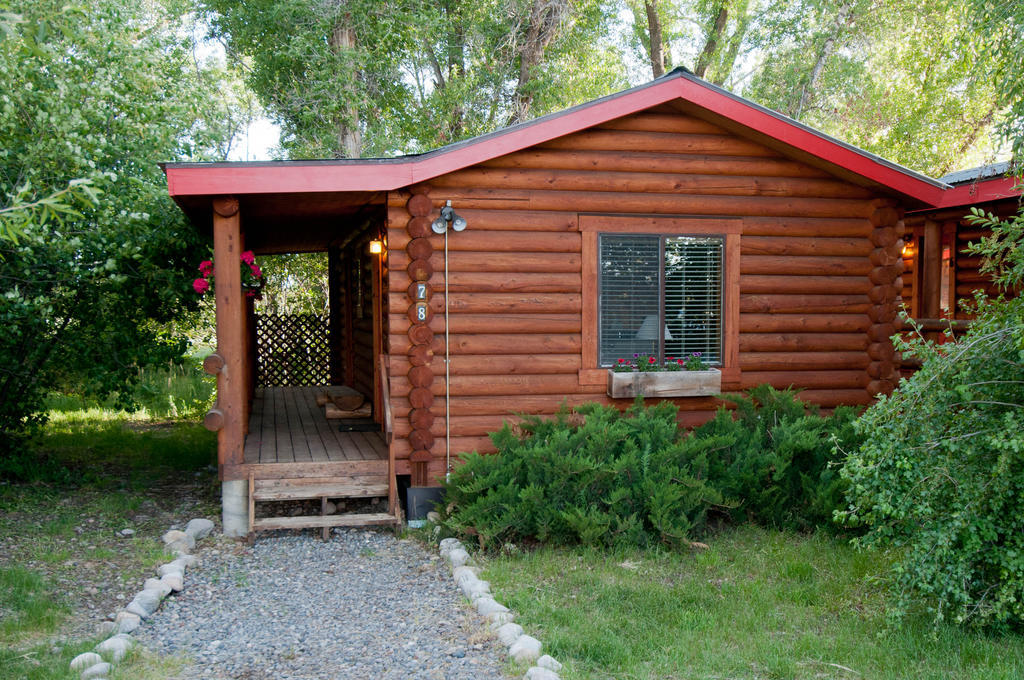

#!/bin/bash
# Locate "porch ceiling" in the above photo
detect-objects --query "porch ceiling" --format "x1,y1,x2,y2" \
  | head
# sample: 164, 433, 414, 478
175, 190, 384, 254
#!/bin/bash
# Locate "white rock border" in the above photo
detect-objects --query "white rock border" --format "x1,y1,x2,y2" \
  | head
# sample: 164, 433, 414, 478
70, 517, 216, 679
438, 535, 564, 680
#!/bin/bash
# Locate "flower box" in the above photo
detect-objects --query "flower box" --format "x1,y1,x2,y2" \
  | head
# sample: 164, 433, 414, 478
607, 368, 721, 399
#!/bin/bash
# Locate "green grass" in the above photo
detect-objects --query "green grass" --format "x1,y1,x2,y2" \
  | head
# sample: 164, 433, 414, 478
35, 420, 213, 475
1, 417, 216, 488
43, 360, 215, 423
0, 400, 217, 680
0, 567, 67, 645
0, 636, 188, 680
481, 526, 1024, 679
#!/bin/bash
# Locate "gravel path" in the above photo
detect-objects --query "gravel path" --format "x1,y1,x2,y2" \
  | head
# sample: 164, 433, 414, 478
135, 529, 510, 679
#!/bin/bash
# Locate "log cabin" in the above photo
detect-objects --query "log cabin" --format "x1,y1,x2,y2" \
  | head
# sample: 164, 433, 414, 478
162, 67, 1022, 535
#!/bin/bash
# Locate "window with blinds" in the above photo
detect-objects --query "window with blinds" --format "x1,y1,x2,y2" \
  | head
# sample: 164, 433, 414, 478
598, 233, 723, 367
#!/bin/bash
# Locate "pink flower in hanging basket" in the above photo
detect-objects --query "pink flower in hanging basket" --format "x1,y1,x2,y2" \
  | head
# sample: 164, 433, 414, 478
249, 263, 262, 278
198, 260, 213, 277
240, 250, 255, 265
193, 278, 210, 294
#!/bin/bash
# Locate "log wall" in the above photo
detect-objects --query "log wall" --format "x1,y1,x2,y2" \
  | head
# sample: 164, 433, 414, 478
954, 223, 998, 314
384, 108, 895, 483
329, 227, 387, 401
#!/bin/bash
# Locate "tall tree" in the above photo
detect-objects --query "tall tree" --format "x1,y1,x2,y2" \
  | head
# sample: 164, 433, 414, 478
0, 0, 241, 449
966, 0, 1024, 160
629, 0, 755, 84
201, 0, 411, 158
743, 0, 1003, 175
625, 0, 1006, 175
643, 0, 668, 77
202, 0, 624, 157
689, 0, 754, 84
508, 0, 574, 124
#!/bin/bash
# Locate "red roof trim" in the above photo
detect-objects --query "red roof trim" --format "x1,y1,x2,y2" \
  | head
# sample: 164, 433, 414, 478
164, 72, 950, 206
165, 79, 681, 197
937, 176, 1022, 209
671, 77, 948, 206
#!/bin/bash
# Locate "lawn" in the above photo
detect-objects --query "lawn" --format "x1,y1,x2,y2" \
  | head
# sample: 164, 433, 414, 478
0, 389, 217, 680
481, 526, 1024, 680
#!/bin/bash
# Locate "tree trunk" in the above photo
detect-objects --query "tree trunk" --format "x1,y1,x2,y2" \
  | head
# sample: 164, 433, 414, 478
694, 4, 728, 79
795, 4, 854, 118
329, 19, 362, 158
509, 0, 570, 125
645, 0, 665, 78
939, 104, 998, 175
711, 6, 752, 86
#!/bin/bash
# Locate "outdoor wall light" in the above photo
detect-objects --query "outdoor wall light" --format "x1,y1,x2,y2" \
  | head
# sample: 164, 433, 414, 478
431, 200, 467, 234
368, 239, 383, 254
901, 237, 914, 257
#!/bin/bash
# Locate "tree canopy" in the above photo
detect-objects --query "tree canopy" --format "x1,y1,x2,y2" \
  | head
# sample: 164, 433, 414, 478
0, 0, 242, 447
199, 0, 1018, 175
201, 0, 627, 158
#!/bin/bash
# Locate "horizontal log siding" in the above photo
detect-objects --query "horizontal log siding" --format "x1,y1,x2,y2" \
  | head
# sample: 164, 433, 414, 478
386, 111, 879, 465
955, 224, 997, 316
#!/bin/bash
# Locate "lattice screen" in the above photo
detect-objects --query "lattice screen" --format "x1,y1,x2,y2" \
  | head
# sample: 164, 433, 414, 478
255, 314, 330, 387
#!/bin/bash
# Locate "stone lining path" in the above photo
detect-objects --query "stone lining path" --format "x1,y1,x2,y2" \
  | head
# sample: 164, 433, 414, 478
135, 529, 510, 679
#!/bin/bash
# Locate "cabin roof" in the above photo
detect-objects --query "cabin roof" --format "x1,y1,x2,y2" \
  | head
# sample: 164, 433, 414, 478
932, 162, 1021, 210
163, 67, 955, 212
941, 161, 1015, 185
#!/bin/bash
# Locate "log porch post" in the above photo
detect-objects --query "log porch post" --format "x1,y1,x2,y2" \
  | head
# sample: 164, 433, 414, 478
922, 218, 942, 319
328, 245, 343, 385
213, 196, 249, 535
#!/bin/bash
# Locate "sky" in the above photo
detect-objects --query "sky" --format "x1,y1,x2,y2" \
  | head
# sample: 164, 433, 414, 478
228, 117, 279, 162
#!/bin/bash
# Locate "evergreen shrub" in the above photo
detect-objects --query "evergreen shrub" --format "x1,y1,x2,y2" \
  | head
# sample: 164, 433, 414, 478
688, 385, 862, 530
441, 386, 860, 550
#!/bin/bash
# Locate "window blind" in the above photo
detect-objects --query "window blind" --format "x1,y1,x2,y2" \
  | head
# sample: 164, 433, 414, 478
598, 233, 723, 367
664, 236, 723, 364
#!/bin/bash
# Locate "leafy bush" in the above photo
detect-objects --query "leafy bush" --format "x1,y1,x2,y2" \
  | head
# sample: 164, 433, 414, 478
442, 386, 860, 549
838, 207, 1024, 628
0, 2, 238, 453
688, 385, 861, 530
442, 400, 724, 550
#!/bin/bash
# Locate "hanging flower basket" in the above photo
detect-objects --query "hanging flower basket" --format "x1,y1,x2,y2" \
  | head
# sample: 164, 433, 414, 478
607, 353, 720, 398
193, 251, 263, 299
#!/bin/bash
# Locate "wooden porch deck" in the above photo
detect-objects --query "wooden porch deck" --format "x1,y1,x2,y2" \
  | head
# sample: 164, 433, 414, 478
241, 385, 398, 534
243, 386, 387, 465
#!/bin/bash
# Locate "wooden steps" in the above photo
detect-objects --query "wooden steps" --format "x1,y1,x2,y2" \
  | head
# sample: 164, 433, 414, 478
252, 481, 389, 501
253, 513, 398, 531
248, 473, 400, 539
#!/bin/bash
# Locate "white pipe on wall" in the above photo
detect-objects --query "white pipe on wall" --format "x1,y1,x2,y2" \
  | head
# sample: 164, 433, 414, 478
444, 227, 451, 481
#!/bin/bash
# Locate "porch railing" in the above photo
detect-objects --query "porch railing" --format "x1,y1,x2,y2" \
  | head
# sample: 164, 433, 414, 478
378, 354, 397, 517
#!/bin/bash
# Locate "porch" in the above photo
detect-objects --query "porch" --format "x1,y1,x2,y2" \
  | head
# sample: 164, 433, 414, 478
240, 382, 399, 535
243, 386, 388, 467
191, 192, 395, 535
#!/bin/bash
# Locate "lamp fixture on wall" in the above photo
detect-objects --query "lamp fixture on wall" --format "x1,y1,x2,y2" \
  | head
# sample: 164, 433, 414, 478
431, 200, 467, 234
901, 236, 914, 258
368, 239, 383, 254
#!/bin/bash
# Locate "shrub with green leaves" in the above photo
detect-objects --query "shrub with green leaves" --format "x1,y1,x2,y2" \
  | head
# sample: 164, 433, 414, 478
442, 400, 724, 550
688, 385, 861, 530
838, 206, 1024, 628
442, 386, 860, 550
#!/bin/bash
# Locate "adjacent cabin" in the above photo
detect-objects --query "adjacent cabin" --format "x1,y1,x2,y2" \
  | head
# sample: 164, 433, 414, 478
901, 161, 1021, 326
162, 68, 1022, 535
